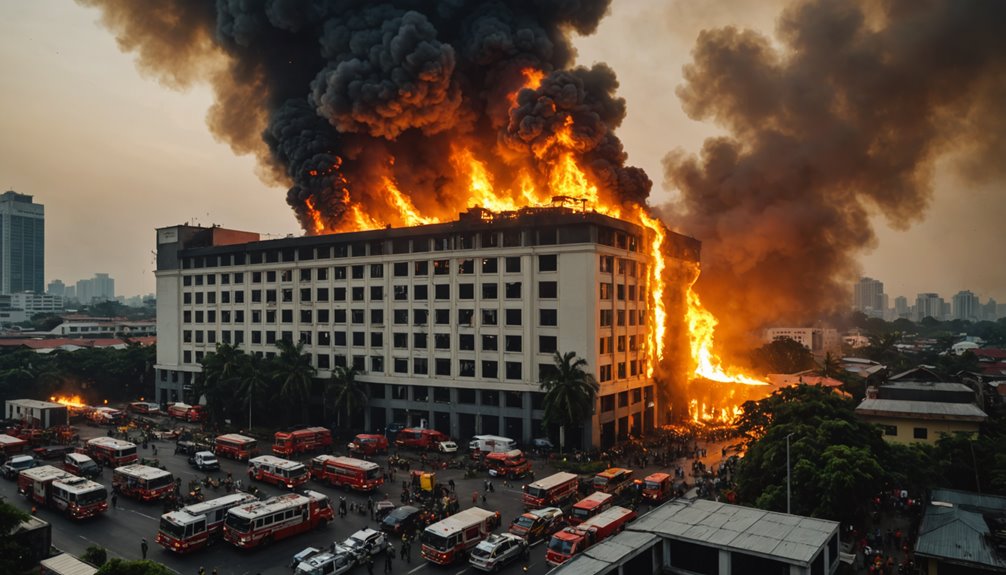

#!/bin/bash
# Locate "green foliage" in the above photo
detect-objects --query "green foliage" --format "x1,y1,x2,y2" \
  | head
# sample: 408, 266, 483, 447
96, 559, 173, 575
273, 340, 317, 424
748, 338, 816, 374
0, 501, 31, 574
539, 351, 599, 449
83, 545, 108, 567
326, 366, 367, 429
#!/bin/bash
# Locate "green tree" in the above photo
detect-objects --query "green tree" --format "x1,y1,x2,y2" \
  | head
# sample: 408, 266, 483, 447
0, 501, 31, 574
326, 366, 367, 430
237, 353, 273, 429
817, 352, 842, 378
539, 351, 599, 452
272, 340, 317, 424
195, 343, 247, 424
749, 338, 815, 374
83, 545, 108, 567
96, 559, 173, 575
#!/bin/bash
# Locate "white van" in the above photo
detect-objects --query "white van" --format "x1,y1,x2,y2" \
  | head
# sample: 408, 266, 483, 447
468, 435, 517, 458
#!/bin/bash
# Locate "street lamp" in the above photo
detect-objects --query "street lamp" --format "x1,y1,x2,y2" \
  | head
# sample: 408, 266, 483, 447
786, 433, 794, 514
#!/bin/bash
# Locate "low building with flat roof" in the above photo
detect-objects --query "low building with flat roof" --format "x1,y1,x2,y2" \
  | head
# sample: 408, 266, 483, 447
855, 398, 986, 444
915, 489, 1006, 574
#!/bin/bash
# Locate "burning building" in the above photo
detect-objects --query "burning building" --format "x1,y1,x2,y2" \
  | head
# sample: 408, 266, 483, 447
154, 206, 700, 449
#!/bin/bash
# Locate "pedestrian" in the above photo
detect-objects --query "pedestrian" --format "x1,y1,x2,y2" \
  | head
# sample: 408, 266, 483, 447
400, 542, 408, 561
141, 538, 148, 560
112, 493, 118, 509
367, 557, 375, 575
385, 550, 393, 573
368, 496, 374, 519
198, 568, 205, 575
472, 491, 478, 506
152, 444, 157, 456
405, 541, 411, 563
484, 479, 489, 492
488, 481, 494, 493
448, 478, 455, 492
481, 493, 487, 505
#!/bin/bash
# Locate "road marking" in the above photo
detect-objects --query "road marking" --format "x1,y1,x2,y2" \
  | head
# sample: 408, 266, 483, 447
408, 564, 426, 574
128, 508, 159, 520
453, 568, 468, 575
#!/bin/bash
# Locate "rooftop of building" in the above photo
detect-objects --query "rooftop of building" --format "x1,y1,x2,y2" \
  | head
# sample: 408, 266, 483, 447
0, 336, 156, 352
879, 381, 973, 393
855, 398, 987, 421
915, 489, 1006, 572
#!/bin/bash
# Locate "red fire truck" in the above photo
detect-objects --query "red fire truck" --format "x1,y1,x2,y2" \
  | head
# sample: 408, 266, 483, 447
641, 472, 673, 504
223, 490, 333, 549
592, 467, 634, 495
395, 428, 449, 450
167, 403, 206, 422
18, 465, 108, 519
248, 455, 310, 490
156, 492, 258, 553
348, 434, 389, 456
420, 507, 501, 565
85, 437, 138, 468
522, 472, 580, 509
0, 433, 28, 460
309, 455, 383, 491
545, 506, 637, 567
112, 464, 175, 502
569, 492, 613, 525
484, 449, 531, 479
215, 433, 258, 461
272, 427, 332, 456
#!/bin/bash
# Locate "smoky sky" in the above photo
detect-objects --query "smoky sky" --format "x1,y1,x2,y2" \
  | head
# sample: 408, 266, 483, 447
662, 0, 1006, 350
77, 0, 651, 231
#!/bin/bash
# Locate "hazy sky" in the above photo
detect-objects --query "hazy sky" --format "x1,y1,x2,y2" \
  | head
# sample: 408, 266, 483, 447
0, 1, 1002, 305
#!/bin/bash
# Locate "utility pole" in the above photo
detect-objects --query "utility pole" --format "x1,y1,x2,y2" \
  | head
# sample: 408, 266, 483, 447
786, 433, 794, 514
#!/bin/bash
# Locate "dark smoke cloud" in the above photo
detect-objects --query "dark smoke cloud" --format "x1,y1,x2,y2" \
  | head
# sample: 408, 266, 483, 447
662, 0, 1006, 352
76, 0, 653, 232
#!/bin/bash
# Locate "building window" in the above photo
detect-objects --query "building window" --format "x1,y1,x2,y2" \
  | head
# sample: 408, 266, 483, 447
540, 309, 557, 326
370, 332, 383, 347
352, 332, 365, 347
413, 332, 427, 348
434, 333, 450, 349
505, 362, 522, 380
334, 309, 347, 323
539, 336, 557, 354
333, 287, 346, 301
458, 259, 474, 274
352, 309, 364, 324
599, 283, 612, 300
482, 283, 498, 299
458, 309, 474, 326
394, 358, 408, 374
482, 360, 498, 379
538, 254, 557, 272
334, 266, 347, 279
913, 427, 928, 440
481, 257, 498, 273
414, 358, 428, 375
505, 309, 521, 326
505, 335, 522, 352
458, 389, 476, 404
600, 310, 613, 327
414, 261, 429, 275
393, 262, 408, 277
371, 356, 384, 372
435, 358, 451, 376
370, 263, 383, 278
482, 334, 498, 351
370, 286, 384, 301
394, 309, 408, 324
539, 281, 557, 299
433, 259, 449, 275
352, 265, 364, 279
481, 309, 498, 326
459, 360, 476, 377
435, 309, 450, 325
600, 395, 615, 412
334, 331, 347, 346
393, 333, 408, 348
433, 387, 451, 403
505, 282, 522, 299
434, 284, 450, 299
394, 285, 408, 300
459, 334, 475, 351
414, 309, 428, 326
882, 425, 897, 436
371, 309, 383, 324
459, 283, 474, 300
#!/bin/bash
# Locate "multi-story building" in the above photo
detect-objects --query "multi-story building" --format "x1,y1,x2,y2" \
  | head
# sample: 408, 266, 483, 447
915, 293, 945, 322
952, 290, 980, 322
47, 279, 66, 297
153, 209, 700, 449
763, 327, 841, 357
8, 292, 64, 315
853, 277, 885, 318
75, 273, 115, 304
893, 295, 910, 319
0, 190, 45, 295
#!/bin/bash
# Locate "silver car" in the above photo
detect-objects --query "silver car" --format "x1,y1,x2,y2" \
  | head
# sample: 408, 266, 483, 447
469, 533, 526, 572
339, 528, 389, 565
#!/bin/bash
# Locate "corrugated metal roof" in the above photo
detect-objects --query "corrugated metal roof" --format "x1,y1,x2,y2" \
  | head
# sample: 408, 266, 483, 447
915, 505, 1006, 570
855, 399, 987, 420
930, 488, 1006, 512
40, 553, 98, 575
883, 381, 974, 393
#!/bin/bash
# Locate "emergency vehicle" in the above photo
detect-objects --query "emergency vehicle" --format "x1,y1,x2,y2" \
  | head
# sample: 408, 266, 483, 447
545, 506, 636, 567
592, 467, 634, 495
508, 507, 566, 544
63, 452, 101, 479
156, 492, 258, 553
0, 433, 28, 460
420, 507, 501, 565
85, 437, 138, 467
641, 472, 673, 503
522, 472, 579, 509
112, 464, 175, 501
484, 449, 532, 479
570, 492, 613, 525
18, 465, 108, 519
223, 490, 333, 549
273, 427, 332, 456
167, 403, 206, 422
395, 428, 449, 450
248, 455, 310, 489
215, 433, 258, 461
347, 434, 388, 456
308, 455, 383, 491
468, 435, 516, 459
88, 407, 124, 425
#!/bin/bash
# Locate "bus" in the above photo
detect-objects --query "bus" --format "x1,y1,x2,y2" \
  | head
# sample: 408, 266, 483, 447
215, 433, 258, 461
112, 464, 175, 502
569, 492, 613, 525
592, 468, 634, 495
223, 491, 333, 549
420, 507, 501, 565
85, 437, 138, 468
273, 427, 332, 456
248, 455, 310, 490
309, 455, 383, 491
157, 492, 258, 553
168, 403, 206, 422
522, 472, 579, 509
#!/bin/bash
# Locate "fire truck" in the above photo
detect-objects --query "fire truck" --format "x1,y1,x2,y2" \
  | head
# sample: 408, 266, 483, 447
0, 433, 28, 460
18, 465, 108, 519
484, 449, 532, 479
215, 433, 258, 461
88, 407, 124, 425
273, 427, 333, 456
309, 455, 383, 491
112, 464, 175, 502
167, 403, 206, 422
395, 428, 449, 450
420, 507, 501, 565
85, 437, 138, 467
248, 455, 310, 489
223, 490, 333, 549
641, 472, 673, 504
156, 492, 258, 553
522, 472, 579, 509
592, 467, 634, 495
545, 506, 636, 567
347, 434, 388, 456
570, 492, 614, 525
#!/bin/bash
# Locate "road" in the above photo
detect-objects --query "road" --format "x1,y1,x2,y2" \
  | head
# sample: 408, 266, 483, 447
2, 419, 734, 575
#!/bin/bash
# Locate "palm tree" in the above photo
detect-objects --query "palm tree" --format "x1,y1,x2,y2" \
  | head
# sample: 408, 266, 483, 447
325, 366, 368, 429
817, 352, 842, 379
539, 351, 600, 453
237, 353, 273, 430
195, 343, 246, 423
272, 340, 316, 424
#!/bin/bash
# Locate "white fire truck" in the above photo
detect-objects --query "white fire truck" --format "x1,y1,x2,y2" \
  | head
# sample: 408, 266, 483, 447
223, 490, 334, 549
18, 465, 108, 519
420, 507, 501, 565
112, 464, 175, 502
248, 455, 310, 489
157, 492, 258, 553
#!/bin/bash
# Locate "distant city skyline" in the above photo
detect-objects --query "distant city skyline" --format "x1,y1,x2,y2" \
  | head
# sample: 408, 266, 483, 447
853, 276, 1002, 322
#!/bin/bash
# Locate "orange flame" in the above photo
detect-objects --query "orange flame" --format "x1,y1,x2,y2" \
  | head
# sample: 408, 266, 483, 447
51, 395, 88, 408
383, 177, 440, 227
304, 197, 326, 234
685, 280, 769, 386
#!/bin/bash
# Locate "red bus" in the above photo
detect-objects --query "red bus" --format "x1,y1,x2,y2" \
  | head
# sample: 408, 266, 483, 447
273, 427, 332, 456
592, 467, 634, 495
395, 428, 448, 450
420, 507, 501, 565
348, 434, 389, 456
248, 455, 310, 489
157, 492, 258, 553
168, 403, 206, 422
309, 455, 383, 491
18, 465, 107, 520
112, 464, 175, 502
215, 433, 258, 461
223, 490, 333, 549
484, 449, 532, 479
85, 437, 138, 468
522, 472, 579, 509
570, 492, 613, 525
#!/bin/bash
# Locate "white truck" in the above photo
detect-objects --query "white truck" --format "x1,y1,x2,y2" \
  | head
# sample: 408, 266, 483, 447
468, 435, 516, 459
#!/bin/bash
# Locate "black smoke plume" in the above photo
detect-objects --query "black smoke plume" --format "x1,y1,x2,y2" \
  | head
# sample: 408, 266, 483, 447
662, 0, 1006, 351
77, 0, 650, 230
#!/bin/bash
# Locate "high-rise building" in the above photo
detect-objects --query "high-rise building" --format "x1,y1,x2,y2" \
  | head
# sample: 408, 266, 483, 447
0, 191, 45, 295
75, 273, 115, 304
952, 290, 980, 321
153, 209, 701, 449
915, 293, 945, 321
894, 296, 910, 319
853, 277, 885, 318
47, 279, 66, 297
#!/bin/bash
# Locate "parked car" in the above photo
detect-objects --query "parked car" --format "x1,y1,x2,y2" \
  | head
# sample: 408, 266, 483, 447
380, 505, 423, 536
469, 533, 526, 572
437, 441, 458, 454
338, 528, 389, 565
188, 451, 220, 471
2, 454, 37, 480
32, 445, 76, 460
